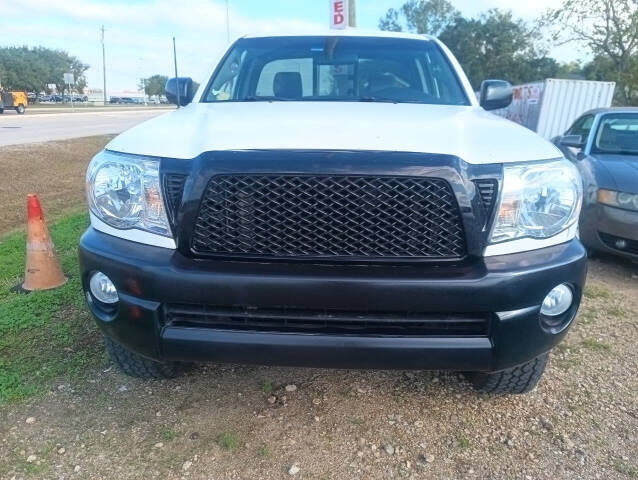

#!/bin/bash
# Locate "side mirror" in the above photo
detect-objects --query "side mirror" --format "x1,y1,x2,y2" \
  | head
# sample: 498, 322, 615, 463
479, 79, 512, 111
559, 134, 585, 149
165, 77, 194, 106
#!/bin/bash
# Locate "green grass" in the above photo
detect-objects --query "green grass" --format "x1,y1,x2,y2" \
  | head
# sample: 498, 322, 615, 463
613, 459, 637, 477
216, 432, 240, 451
0, 212, 103, 405
257, 445, 272, 458
261, 381, 274, 395
457, 435, 471, 449
581, 338, 612, 353
606, 306, 625, 318
160, 427, 178, 441
583, 285, 611, 300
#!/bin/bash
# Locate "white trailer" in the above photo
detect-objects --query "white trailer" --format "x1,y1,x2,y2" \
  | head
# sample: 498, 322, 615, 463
492, 79, 615, 139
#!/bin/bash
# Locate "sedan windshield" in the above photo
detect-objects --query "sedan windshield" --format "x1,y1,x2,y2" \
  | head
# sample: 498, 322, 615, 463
594, 114, 638, 155
202, 36, 470, 106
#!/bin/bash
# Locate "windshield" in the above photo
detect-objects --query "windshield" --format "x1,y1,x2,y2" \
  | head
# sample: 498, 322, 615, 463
202, 36, 470, 106
594, 113, 638, 155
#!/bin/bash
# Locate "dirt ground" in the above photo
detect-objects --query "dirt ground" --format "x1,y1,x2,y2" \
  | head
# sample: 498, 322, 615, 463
0, 253, 636, 480
0, 136, 111, 234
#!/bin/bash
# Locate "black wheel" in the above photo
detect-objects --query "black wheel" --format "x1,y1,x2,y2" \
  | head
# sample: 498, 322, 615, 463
105, 335, 187, 379
16, 104, 25, 114
0, 107, 4, 114
468, 353, 548, 395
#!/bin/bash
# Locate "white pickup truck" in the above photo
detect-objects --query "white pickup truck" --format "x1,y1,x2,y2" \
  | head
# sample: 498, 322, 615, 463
80, 31, 585, 395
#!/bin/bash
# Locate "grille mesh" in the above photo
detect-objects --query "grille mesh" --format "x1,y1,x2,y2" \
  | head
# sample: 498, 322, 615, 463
192, 175, 466, 259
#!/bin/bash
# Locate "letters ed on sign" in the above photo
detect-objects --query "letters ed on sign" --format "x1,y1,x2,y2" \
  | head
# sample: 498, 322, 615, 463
330, 0, 348, 29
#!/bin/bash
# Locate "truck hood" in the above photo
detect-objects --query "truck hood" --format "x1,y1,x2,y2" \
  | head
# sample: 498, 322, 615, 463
107, 102, 561, 165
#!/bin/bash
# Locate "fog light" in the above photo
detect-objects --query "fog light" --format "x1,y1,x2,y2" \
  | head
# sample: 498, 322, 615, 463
541, 284, 573, 316
89, 272, 118, 304
615, 239, 627, 250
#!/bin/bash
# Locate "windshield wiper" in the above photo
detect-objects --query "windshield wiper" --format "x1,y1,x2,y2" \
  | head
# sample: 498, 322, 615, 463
242, 95, 293, 102
357, 96, 399, 103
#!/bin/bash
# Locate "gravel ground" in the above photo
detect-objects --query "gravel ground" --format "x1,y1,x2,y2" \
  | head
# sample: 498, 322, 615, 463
1, 254, 637, 480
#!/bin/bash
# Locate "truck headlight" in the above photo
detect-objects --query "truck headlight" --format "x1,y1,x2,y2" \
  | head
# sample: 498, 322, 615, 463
490, 159, 582, 244
86, 150, 170, 236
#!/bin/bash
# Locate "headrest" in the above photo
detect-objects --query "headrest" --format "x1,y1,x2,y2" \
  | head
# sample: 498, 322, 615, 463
273, 72, 303, 99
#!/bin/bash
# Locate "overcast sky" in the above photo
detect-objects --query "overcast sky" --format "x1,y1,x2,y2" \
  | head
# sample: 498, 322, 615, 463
3, 0, 586, 93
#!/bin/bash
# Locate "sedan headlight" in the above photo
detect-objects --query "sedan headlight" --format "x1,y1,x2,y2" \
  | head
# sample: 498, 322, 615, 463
597, 189, 638, 212
490, 159, 582, 244
86, 150, 171, 236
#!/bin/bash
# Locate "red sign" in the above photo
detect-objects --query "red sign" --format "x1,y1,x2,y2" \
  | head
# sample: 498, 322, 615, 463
330, 0, 348, 29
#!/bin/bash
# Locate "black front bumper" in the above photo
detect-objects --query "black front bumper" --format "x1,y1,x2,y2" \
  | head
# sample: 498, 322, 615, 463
79, 228, 587, 372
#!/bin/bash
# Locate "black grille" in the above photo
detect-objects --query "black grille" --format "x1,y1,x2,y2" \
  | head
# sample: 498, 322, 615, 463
165, 304, 489, 336
192, 175, 466, 259
163, 174, 186, 226
599, 232, 638, 254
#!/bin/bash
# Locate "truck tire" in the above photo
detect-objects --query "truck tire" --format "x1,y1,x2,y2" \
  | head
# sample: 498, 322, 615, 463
105, 336, 187, 379
468, 353, 548, 395
16, 104, 25, 114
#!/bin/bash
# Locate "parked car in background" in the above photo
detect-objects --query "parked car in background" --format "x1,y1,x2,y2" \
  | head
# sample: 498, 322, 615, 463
110, 97, 121, 104
553, 108, 638, 260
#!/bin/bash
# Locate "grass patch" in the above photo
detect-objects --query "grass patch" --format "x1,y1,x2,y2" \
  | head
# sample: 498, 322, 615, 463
216, 432, 240, 451
257, 445, 272, 458
160, 427, 178, 442
457, 435, 471, 449
351, 417, 365, 426
577, 309, 597, 325
613, 459, 637, 477
0, 212, 103, 405
605, 306, 625, 318
581, 338, 612, 353
261, 381, 273, 395
583, 285, 611, 300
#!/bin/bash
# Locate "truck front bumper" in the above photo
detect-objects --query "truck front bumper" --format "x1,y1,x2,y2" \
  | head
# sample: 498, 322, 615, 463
79, 228, 587, 372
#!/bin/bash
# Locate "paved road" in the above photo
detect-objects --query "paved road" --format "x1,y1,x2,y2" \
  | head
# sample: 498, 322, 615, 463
0, 109, 171, 147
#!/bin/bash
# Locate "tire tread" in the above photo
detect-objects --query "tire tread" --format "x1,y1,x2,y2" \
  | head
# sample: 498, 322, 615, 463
470, 353, 548, 395
105, 336, 184, 379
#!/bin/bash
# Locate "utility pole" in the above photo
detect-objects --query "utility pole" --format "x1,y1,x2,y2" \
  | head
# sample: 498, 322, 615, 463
101, 25, 107, 105
173, 37, 180, 108
226, 0, 231, 42
348, 0, 356, 27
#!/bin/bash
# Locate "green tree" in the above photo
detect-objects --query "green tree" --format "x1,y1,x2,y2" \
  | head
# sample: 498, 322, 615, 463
543, 0, 638, 105
379, 4, 560, 90
139, 74, 169, 97
378, 0, 460, 35
0, 46, 88, 93
438, 10, 557, 89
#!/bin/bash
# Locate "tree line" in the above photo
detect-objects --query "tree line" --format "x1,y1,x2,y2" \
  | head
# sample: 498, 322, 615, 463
0, 46, 88, 94
380, 0, 638, 105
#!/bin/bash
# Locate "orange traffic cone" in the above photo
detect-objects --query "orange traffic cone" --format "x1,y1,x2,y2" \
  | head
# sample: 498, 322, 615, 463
21, 194, 67, 291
